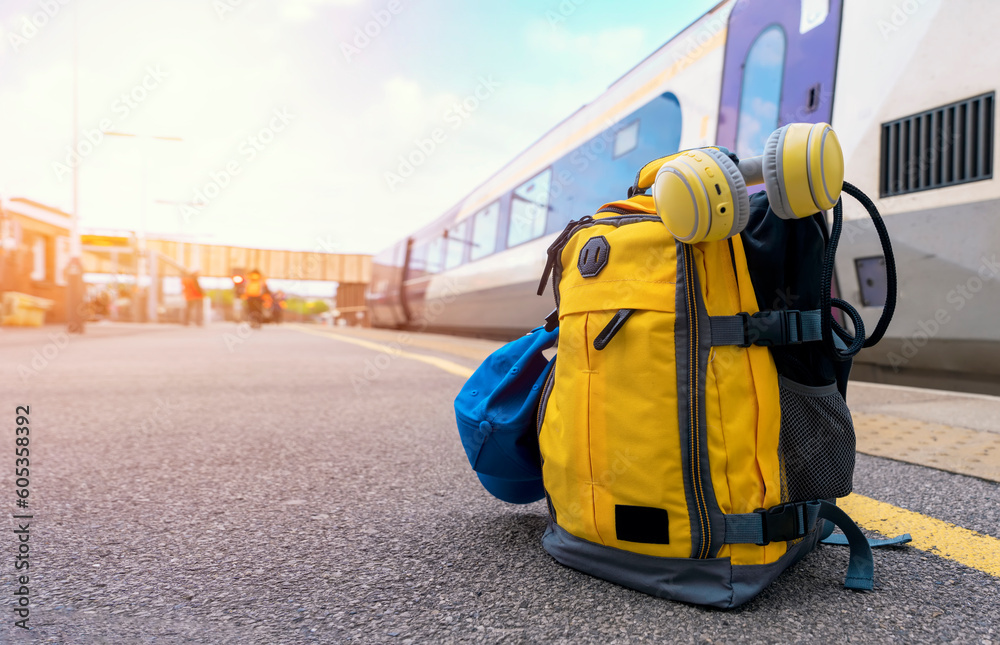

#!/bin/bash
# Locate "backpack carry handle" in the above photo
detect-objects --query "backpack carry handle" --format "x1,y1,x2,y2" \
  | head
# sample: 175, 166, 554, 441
630, 151, 685, 196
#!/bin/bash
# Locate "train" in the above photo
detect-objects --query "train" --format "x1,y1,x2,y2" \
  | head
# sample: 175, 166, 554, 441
368, 0, 1000, 394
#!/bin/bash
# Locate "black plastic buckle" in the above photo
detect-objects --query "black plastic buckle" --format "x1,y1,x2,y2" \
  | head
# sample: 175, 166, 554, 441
543, 308, 559, 332
736, 312, 752, 347
626, 183, 650, 198
784, 310, 803, 344
754, 503, 804, 546
739, 310, 803, 347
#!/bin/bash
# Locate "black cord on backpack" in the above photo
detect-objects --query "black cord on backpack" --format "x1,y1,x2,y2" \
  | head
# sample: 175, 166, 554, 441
843, 182, 897, 347
820, 193, 847, 360
830, 297, 865, 356
820, 181, 897, 361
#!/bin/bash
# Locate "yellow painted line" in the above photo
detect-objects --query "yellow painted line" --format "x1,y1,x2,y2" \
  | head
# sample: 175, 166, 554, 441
302, 326, 499, 363
840, 493, 1000, 578
854, 413, 1000, 483
289, 325, 474, 379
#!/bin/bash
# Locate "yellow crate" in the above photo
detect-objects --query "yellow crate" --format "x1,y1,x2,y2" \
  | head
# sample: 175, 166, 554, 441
1, 292, 54, 327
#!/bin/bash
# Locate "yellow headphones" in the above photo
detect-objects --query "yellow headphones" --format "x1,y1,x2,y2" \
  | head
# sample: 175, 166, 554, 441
646, 123, 845, 244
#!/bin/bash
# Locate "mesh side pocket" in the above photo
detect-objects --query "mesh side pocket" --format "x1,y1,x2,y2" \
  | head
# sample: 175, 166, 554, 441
777, 377, 855, 502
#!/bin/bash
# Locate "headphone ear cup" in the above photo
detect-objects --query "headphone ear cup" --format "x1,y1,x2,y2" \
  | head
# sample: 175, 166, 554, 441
653, 154, 708, 243
762, 126, 796, 220
762, 123, 845, 220
704, 148, 750, 238
653, 148, 750, 243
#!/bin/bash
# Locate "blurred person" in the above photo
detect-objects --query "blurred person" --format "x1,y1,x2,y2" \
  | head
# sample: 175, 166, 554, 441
241, 268, 269, 328
92, 289, 112, 319
262, 291, 273, 322
182, 271, 205, 326
272, 290, 287, 324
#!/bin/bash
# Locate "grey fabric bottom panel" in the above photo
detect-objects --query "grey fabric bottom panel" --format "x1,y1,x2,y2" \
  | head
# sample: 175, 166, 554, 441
729, 530, 822, 606
541, 522, 822, 609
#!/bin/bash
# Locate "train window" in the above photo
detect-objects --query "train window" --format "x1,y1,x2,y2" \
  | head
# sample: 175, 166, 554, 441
507, 168, 552, 248
799, 0, 829, 34
30, 237, 46, 281
445, 220, 469, 270
470, 202, 499, 261
735, 25, 786, 158
409, 242, 428, 275
426, 235, 445, 274
855, 256, 887, 307
613, 120, 640, 159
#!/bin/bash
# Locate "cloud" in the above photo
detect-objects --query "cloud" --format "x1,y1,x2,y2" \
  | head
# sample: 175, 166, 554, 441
736, 97, 779, 157
343, 76, 486, 161
748, 27, 786, 66
525, 21, 648, 66
519, 21, 653, 111
278, 0, 364, 22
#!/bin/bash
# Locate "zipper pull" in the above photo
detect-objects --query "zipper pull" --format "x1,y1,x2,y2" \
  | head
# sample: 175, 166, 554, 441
593, 309, 635, 350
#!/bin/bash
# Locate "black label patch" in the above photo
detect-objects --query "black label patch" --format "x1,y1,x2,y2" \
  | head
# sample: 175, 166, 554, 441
578, 236, 610, 277
615, 505, 669, 544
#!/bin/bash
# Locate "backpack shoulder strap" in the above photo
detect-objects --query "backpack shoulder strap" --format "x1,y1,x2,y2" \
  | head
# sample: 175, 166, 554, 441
819, 508, 912, 548
820, 532, 912, 548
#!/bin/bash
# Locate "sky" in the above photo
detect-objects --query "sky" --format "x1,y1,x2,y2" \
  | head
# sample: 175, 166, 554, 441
0, 0, 720, 256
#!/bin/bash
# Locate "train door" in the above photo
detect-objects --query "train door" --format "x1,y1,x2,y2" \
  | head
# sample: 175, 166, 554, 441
717, 0, 846, 314
716, 0, 843, 155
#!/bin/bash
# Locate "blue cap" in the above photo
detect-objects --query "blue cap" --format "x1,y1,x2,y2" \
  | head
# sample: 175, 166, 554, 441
454, 327, 558, 504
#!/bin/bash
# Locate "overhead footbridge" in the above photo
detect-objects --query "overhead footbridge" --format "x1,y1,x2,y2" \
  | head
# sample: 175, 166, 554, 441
81, 235, 371, 283
81, 234, 372, 323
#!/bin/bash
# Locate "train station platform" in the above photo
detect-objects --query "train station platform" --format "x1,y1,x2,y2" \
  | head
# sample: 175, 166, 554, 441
1, 322, 997, 642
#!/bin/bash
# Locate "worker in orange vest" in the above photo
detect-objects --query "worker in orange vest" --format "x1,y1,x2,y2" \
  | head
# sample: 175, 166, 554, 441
241, 269, 269, 325
182, 271, 205, 326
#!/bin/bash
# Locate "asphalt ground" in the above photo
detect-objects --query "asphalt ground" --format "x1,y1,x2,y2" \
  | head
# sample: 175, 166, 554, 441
0, 322, 998, 644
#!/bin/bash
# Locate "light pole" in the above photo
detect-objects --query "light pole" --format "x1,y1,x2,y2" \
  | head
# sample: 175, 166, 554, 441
66, 1, 85, 333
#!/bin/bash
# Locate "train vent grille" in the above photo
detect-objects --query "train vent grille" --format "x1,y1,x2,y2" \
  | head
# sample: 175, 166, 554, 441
880, 91, 994, 197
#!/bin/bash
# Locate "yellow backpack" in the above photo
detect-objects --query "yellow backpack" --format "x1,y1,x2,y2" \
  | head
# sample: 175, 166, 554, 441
534, 139, 904, 608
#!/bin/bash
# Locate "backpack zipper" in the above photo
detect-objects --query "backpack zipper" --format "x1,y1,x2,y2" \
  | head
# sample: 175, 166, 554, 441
536, 360, 559, 523
683, 243, 711, 559
595, 205, 649, 215
536, 360, 556, 434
